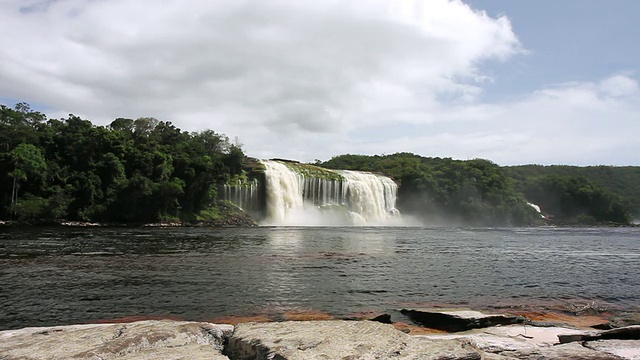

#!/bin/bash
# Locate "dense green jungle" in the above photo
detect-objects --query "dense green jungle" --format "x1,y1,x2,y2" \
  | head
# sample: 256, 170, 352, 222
1, 103, 637, 226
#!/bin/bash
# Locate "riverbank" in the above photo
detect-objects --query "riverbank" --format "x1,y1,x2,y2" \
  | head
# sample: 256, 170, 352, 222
0, 199, 259, 228
0, 215, 257, 229
3, 219, 639, 228
2, 309, 639, 359
0, 219, 258, 228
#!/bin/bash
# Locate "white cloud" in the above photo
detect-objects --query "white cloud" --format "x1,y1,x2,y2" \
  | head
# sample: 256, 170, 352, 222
342, 74, 640, 165
599, 74, 640, 98
0, 1, 519, 142
2, 1, 638, 165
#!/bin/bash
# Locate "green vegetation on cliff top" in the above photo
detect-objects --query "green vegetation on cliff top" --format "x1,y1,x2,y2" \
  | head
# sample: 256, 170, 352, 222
277, 160, 345, 181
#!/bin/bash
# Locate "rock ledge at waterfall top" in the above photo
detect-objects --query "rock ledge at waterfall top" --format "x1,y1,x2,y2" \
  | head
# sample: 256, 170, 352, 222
3, 319, 640, 360
278, 160, 347, 181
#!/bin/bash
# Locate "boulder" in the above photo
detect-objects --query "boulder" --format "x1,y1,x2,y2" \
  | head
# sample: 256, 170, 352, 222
0, 320, 233, 360
400, 308, 520, 332
225, 320, 482, 359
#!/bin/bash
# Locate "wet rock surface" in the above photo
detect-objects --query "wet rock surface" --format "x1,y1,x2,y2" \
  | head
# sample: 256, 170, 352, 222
2, 319, 640, 359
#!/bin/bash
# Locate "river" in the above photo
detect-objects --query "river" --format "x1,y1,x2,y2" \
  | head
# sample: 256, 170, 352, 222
1, 226, 638, 330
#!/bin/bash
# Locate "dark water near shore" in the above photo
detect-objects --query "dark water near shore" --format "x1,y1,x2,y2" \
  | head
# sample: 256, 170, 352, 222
1, 226, 639, 330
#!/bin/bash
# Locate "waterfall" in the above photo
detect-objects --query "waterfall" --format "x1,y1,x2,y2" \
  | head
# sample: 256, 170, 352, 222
222, 179, 260, 216
261, 160, 399, 225
527, 202, 546, 219
339, 170, 399, 224
262, 160, 305, 223
220, 159, 401, 225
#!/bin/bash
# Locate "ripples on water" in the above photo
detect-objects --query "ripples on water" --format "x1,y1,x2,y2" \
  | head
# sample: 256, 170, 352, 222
1, 226, 639, 330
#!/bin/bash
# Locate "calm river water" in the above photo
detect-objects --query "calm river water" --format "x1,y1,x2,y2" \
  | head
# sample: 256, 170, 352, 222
1, 226, 639, 330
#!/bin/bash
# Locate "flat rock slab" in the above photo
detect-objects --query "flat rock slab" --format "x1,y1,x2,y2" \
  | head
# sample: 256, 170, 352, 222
420, 325, 585, 351
226, 320, 483, 359
419, 325, 625, 359
400, 308, 520, 332
499, 342, 625, 360
586, 340, 640, 360
0, 320, 233, 360
2, 320, 637, 360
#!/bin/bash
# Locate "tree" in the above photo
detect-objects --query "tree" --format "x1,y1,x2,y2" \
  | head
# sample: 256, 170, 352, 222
8, 143, 46, 217
0, 103, 44, 152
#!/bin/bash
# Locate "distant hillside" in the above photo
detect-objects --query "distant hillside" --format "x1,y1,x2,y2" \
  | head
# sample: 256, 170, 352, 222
504, 165, 640, 217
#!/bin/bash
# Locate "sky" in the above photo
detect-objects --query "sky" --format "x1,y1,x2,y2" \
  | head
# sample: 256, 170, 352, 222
1, 0, 639, 166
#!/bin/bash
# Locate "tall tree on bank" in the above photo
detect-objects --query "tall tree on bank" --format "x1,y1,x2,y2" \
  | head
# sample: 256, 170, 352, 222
8, 143, 46, 217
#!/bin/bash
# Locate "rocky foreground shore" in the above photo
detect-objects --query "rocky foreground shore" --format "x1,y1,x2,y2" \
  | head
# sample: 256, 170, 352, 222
2, 309, 640, 359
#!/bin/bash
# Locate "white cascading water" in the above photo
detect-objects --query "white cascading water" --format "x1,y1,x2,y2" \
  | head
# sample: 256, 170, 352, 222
527, 202, 546, 219
261, 160, 399, 225
338, 170, 399, 225
262, 160, 305, 223
222, 179, 259, 215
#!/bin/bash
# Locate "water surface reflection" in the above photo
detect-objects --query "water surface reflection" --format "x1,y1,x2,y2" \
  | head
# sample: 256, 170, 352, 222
1, 226, 639, 330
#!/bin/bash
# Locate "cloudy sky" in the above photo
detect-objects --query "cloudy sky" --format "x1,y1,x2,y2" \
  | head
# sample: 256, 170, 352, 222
1, 0, 639, 165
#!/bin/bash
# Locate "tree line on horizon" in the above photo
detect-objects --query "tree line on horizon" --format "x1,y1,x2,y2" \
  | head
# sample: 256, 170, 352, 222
1, 102, 635, 226
320, 153, 634, 225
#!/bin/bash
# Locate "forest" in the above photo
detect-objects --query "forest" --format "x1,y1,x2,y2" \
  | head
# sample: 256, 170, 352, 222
321, 153, 538, 226
0, 103, 247, 224
321, 154, 635, 225
1, 102, 636, 226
